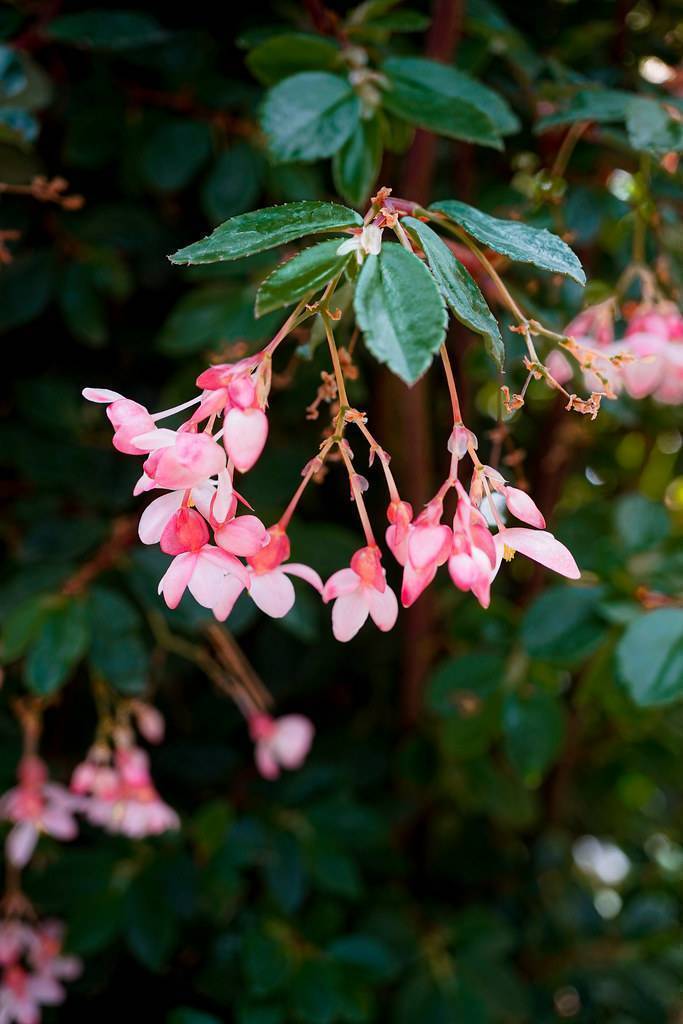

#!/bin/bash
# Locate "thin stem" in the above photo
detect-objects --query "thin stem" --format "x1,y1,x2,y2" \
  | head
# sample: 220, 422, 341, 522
324, 317, 350, 410
550, 121, 589, 181
264, 298, 314, 358
338, 442, 376, 546
440, 343, 462, 423
278, 438, 334, 530
352, 416, 400, 502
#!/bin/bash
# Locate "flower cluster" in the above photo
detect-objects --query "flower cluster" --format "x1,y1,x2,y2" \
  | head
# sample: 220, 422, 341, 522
0, 918, 81, 1024
550, 298, 683, 405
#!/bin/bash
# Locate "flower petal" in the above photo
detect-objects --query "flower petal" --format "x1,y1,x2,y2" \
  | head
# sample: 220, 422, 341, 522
249, 570, 296, 618
323, 568, 360, 602
503, 486, 546, 529
138, 491, 184, 544
497, 528, 580, 579
331, 589, 368, 642
158, 552, 196, 609
215, 514, 267, 557
271, 715, 314, 769
366, 583, 398, 631
283, 563, 324, 594
224, 408, 269, 473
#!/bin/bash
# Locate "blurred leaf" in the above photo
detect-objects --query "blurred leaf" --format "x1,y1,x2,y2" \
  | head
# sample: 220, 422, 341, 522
616, 609, 683, 707
332, 115, 382, 207
404, 216, 503, 367
614, 493, 670, 553
522, 586, 607, 662
503, 689, 565, 782
328, 934, 398, 980
0, 46, 27, 100
242, 925, 291, 997
261, 72, 360, 162
201, 144, 266, 224
354, 242, 447, 384
1, 595, 49, 663
87, 587, 150, 694
47, 10, 168, 50
256, 240, 350, 316
170, 201, 361, 265
0, 252, 55, 331
158, 284, 280, 355
535, 88, 632, 132
291, 959, 343, 1024
430, 200, 586, 284
24, 598, 89, 695
142, 118, 212, 192
247, 34, 340, 85
625, 97, 683, 156
168, 1011, 222, 1024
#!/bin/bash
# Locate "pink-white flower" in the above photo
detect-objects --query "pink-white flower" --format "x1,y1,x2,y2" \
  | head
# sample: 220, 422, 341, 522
323, 545, 398, 642
0, 757, 79, 868
142, 432, 226, 490
157, 507, 250, 621
195, 362, 270, 473
448, 483, 498, 609
0, 918, 81, 1024
388, 500, 451, 607
492, 527, 581, 582
249, 714, 314, 780
243, 526, 323, 618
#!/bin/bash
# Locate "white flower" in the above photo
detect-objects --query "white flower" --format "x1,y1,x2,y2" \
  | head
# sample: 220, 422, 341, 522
336, 224, 383, 264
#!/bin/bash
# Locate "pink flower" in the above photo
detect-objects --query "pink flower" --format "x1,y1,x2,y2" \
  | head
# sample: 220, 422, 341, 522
448, 482, 498, 609
492, 527, 580, 581
137, 482, 216, 545
0, 757, 79, 868
195, 360, 270, 472
389, 500, 451, 607
245, 526, 323, 618
565, 298, 615, 348
0, 917, 81, 1024
385, 499, 414, 565
142, 432, 226, 490
249, 714, 314, 780
82, 388, 156, 455
72, 746, 179, 838
323, 545, 398, 642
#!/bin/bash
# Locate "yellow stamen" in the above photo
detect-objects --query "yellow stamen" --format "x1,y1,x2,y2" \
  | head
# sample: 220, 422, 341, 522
503, 545, 516, 562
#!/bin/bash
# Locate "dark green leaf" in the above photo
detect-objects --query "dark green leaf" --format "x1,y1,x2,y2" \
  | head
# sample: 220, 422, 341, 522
168, 1010, 222, 1024
242, 926, 291, 997
521, 586, 607, 663
255, 240, 350, 317
158, 285, 280, 356
141, 118, 212, 192
0, 252, 55, 331
381, 57, 508, 147
328, 934, 398, 980
616, 609, 683, 707
503, 690, 565, 783
261, 72, 360, 162
403, 217, 503, 367
625, 97, 683, 155
247, 33, 340, 86
354, 242, 447, 384
535, 88, 632, 132
87, 587, 150, 694
47, 10, 167, 50
332, 115, 382, 207
291, 960, 342, 1024
1, 596, 49, 663
24, 598, 89, 695
170, 201, 361, 265
201, 144, 265, 224
430, 200, 586, 284
614, 493, 670, 553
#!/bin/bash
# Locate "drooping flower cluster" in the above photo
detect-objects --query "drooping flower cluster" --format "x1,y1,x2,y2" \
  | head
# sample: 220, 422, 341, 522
549, 298, 683, 405
0, 757, 80, 870
0, 918, 81, 1024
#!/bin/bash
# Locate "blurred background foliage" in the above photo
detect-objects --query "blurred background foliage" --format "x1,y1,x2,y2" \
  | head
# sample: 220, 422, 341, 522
1, 0, 683, 1021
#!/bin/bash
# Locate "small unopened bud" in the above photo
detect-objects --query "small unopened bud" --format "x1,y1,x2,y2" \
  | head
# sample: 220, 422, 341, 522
131, 701, 165, 744
448, 425, 477, 458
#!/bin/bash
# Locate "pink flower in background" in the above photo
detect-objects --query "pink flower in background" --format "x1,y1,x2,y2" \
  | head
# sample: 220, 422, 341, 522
0, 919, 81, 1024
245, 526, 323, 618
72, 746, 178, 839
249, 714, 314, 780
323, 545, 398, 642
0, 757, 79, 868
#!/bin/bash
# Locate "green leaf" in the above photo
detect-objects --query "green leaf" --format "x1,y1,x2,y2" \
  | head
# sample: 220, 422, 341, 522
354, 242, 447, 384
521, 586, 606, 663
87, 587, 150, 694
169, 201, 361, 265
403, 217, 503, 368
616, 609, 683, 707
625, 96, 683, 155
332, 115, 382, 207
503, 690, 565, 783
328, 934, 398, 980
614, 493, 670, 553
0, 46, 26, 101
47, 10, 167, 50
535, 88, 632, 132
1, 596, 48, 663
291, 960, 343, 1024
168, 1010, 222, 1024
201, 144, 266, 224
24, 599, 89, 695
430, 199, 586, 285
428, 653, 503, 759
385, 57, 518, 136
261, 72, 360, 162
242, 926, 291, 997
141, 118, 212, 192
255, 240, 350, 317
381, 57, 507, 148
246, 33, 340, 85
0, 252, 55, 331
158, 285, 280, 356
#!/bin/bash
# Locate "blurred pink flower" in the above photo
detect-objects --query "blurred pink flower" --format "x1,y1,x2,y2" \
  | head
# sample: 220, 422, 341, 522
0, 757, 79, 868
249, 714, 314, 780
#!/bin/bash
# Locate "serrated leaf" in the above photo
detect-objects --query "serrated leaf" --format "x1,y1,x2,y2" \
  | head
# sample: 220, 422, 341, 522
332, 115, 382, 207
354, 242, 447, 384
170, 201, 361, 265
381, 57, 508, 147
246, 33, 340, 86
261, 72, 360, 162
616, 609, 683, 707
430, 199, 586, 285
255, 240, 350, 317
403, 217, 503, 368
503, 690, 565, 783
24, 599, 89, 695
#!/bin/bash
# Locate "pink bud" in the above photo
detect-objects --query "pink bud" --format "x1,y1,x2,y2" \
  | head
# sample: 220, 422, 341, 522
224, 408, 269, 473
